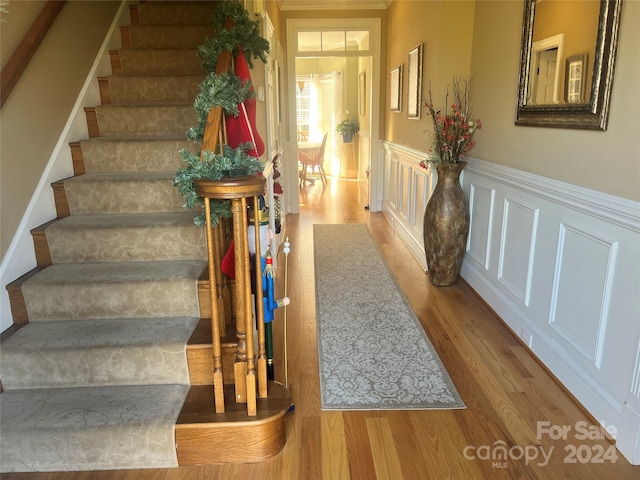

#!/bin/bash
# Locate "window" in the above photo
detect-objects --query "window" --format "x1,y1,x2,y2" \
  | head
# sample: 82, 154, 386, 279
295, 75, 312, 140
297, 30, 370, 53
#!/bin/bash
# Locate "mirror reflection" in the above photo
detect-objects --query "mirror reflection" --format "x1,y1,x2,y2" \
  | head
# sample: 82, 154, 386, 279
516, 0, 623, 130
526, 0, 599, 106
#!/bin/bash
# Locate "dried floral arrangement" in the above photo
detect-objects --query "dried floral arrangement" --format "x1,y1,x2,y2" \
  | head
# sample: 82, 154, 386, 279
420, 78, 481, 169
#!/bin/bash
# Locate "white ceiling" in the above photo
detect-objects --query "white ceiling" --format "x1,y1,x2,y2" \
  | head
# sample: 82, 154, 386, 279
277, 0, 392, 11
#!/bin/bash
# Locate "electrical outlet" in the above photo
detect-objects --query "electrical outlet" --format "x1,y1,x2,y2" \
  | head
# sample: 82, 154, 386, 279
520, 328, 533, 348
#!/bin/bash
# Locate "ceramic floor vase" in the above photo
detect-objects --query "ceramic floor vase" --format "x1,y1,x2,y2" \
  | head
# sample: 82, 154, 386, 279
423, 161, 470, 286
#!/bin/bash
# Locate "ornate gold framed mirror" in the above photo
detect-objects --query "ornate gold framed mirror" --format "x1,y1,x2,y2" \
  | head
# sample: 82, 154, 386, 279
515, 0, 623, 130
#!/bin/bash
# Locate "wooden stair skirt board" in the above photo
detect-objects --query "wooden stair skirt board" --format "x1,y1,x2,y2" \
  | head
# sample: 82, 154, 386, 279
176, 382, 291, 465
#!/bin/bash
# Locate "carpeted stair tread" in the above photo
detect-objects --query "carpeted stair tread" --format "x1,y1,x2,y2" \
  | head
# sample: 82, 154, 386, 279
126, 25, 214, 49
21, 260, 206, 321
0, 384, 189, 472
113, 48, 203, 75
44, 213, 205, 263
104, 74, 205, 105
0, 316, 198, 389
135, 2, 217, 26
62, 172, 186, 214
79, 137, 197, 173
93, 104, 197, 137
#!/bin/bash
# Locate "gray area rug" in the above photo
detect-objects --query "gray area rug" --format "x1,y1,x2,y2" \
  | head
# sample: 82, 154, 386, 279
313, 223, 465, 410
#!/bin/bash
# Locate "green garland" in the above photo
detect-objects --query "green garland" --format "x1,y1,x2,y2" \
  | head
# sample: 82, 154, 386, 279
199, 0, 270, 71
186, 72, 253, 143
174, 145, 264, 227
174, 0, 270, 226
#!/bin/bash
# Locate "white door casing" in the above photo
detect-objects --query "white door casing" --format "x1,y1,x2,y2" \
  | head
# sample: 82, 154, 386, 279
285, 18, 382, 214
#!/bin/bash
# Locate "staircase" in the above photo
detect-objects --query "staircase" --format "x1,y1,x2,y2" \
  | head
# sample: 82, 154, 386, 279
1, 1, 290, 473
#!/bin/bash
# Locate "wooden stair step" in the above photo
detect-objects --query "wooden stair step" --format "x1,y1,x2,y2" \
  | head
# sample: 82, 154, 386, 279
130, 2, 217, 27
84, 105, 196, 138
175, 382, 292, 465
97, 75, 204, 106
109, 48, 204, 76
8, 268, 228, 327
70, 138, 197, 176
120, 25, 214, 49
30, 213, 206, 266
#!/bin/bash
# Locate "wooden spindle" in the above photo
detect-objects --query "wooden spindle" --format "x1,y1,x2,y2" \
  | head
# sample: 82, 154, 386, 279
203, 198, 225, 413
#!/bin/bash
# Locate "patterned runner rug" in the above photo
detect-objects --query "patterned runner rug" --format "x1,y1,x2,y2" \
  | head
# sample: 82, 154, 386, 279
313, 223, 465, 410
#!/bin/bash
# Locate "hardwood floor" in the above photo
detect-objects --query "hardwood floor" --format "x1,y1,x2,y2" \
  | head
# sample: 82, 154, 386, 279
4, 178, 638, 479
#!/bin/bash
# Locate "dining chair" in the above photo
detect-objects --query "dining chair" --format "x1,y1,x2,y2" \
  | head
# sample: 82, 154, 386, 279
298, 132, 328, 186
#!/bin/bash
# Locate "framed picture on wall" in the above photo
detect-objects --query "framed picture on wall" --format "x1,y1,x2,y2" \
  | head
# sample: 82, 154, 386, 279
565, 53, 588, 103
407, 43, 423, 119
390, 65, 402, 112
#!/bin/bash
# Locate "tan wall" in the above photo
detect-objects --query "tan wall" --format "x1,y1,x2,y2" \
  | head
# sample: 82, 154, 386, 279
385, 0, 476, 151
0, 1, 120, 259
384, 0, 639, 202
469, 0, 639, 201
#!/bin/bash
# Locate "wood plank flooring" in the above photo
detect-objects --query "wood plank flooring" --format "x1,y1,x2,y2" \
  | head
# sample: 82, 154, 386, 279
4, 178, 638, 479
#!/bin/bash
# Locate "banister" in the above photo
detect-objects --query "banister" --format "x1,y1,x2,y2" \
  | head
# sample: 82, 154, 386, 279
0, 1, 66, 108
200, 16, 234, 156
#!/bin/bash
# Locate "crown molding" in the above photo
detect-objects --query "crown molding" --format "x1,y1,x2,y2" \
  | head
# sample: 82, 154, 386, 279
278, 0, 392, 11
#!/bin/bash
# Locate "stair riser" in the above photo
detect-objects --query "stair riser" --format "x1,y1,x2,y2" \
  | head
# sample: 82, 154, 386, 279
176, 420, 287, 465
100, 75, 204, 105
62, 177, 188, 215
1, 317, 197, 390
187, 344, 237, 386
74, 139, 197, 174
8, 273, 216, 324
44, 222, 206, 264
174, 384, 291, 465
122, 25, 214, 49
88, 105, 197, 137
198, 280, 237, 320
22, 280, 200, 321
132, 3, 217, 26
0, 385, 188, 472
21, 262, 205, 321
110, 49, 204, 76
2, 343, 192, 390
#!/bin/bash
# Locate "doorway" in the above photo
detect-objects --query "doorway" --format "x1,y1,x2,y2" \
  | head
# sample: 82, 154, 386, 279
528, 34, 564, 105
285, 18, 381, 215
294, 57, 370, 180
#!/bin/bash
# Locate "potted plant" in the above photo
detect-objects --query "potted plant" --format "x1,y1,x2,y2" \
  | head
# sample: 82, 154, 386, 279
336, 118, 360, 143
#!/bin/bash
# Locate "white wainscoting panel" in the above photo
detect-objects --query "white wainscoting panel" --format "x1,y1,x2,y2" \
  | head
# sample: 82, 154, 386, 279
381, 143, 640, 464
398, 162, 412, 222
548, 221, 617, 368
468, 183, 495, 270
382, 142, 432, 267
498, 197, 539, 307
